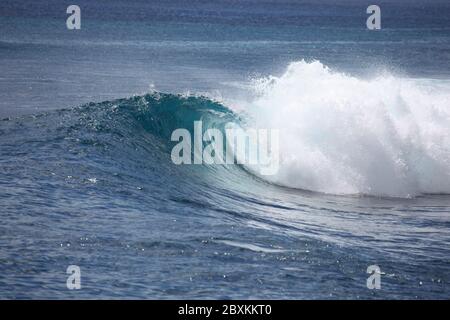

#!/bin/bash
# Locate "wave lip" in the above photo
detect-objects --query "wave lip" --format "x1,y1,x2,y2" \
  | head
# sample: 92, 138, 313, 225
243, 60, 450, 198
6, 63, 449, 199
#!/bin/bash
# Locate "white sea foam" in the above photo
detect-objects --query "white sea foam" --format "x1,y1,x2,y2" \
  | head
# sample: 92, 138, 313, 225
242, 60, 450, 197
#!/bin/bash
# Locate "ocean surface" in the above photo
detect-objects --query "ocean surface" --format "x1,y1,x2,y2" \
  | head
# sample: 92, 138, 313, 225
0, 0, 449, 299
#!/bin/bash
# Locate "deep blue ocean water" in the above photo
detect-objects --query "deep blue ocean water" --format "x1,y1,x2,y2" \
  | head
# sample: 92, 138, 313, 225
0, 0, 449, 299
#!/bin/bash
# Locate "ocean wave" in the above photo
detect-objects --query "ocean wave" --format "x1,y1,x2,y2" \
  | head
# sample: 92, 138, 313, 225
242, 60, 450, 197
3, 61, 450, 199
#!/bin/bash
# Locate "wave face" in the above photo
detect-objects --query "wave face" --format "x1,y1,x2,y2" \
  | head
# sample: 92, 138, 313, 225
243, 61, 450, 197
1, 78, 450, 299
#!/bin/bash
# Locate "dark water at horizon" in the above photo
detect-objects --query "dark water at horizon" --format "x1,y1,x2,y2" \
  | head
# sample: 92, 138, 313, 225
1, 0, 450, 117
0, 0, 449, 299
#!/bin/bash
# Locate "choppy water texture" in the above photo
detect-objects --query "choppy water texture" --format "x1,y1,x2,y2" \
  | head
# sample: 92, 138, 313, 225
0, 0, 449, 299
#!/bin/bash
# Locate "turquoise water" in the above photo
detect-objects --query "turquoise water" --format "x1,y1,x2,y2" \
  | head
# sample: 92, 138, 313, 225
0, 0, 449, 299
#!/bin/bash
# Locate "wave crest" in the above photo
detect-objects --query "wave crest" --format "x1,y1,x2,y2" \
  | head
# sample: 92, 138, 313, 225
245, 60, 450, 197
